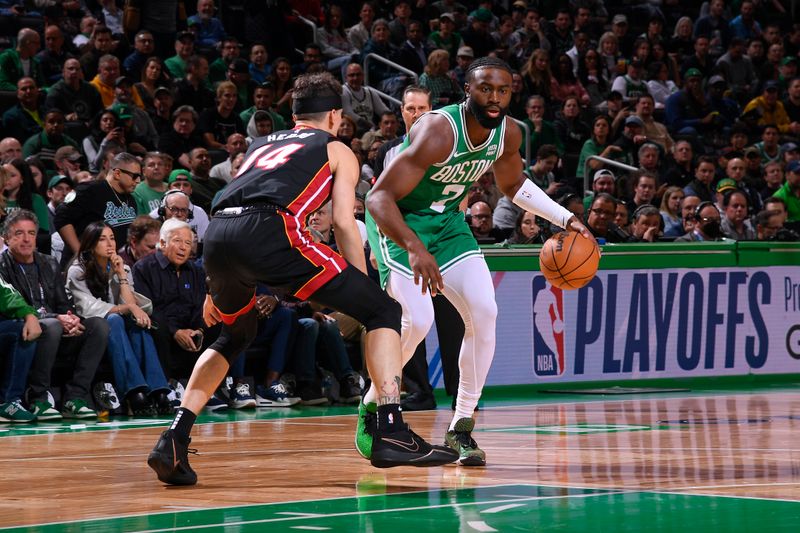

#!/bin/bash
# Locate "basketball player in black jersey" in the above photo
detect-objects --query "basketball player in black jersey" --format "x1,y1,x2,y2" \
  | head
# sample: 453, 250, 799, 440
147, 73, 458, 485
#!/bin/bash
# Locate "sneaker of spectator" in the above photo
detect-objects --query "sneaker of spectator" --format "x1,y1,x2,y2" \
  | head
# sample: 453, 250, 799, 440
0, 400, 36, 423
297, 381, 329, 406
256, 382, 301, 407
93, 382, 121, 411
229, 381, 257, 410
62, 398, 98, 419
204, 390, 229, 412
339, 372, 363, 404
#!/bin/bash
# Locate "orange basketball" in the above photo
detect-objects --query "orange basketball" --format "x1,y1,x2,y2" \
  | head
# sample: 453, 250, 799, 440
539, 231, 601, 290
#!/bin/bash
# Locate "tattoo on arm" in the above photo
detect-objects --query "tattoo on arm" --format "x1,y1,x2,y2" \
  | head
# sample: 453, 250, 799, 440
377, 375, 401, 406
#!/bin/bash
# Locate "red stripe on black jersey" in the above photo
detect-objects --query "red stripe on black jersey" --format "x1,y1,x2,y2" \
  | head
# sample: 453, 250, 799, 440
286, 161, 333, 219
279, 211, 347, 299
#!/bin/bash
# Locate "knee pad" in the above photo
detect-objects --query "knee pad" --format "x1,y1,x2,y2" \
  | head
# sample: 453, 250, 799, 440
209, 308, 258, 362
363, 294, 402, 334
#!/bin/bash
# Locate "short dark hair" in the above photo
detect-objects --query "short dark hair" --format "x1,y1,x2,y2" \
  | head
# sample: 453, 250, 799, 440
592, 192, 618, 208
536, 144, 559, 160
292, 72, 343, 122
402, 84, 431, 105
2, 208, 38, 238
466, 57, 512, 83
722, 189, 748, 208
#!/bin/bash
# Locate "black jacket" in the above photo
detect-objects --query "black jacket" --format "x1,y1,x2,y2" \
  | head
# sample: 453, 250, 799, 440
0, 250, 74, 317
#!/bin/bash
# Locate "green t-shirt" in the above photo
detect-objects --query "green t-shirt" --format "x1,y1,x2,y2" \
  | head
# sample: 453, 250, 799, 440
5, 194, 50, 232
164, 55, 187, 80
133, 182, 166, 215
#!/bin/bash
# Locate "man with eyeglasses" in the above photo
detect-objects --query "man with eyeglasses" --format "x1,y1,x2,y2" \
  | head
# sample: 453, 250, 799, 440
55, 152, 140, 266
585, 193, 631, 243
149, 170, 210, 243
675, 202, 724, 242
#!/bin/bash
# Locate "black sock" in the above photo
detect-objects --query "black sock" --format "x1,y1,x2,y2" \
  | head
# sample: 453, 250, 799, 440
377, 404, 404, 433
169, 407, 197, 442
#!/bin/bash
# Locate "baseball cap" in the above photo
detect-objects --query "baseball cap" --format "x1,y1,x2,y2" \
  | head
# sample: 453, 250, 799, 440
473, 7, 493, 22
114, 76, 134, 87
154, 86, 171, 97
512, 0, 527, 9
439, 12, 455, 22
764, 80, 780, 91
593, 169, 615, 182
781, 56, 798, 66
457, 46, 474, 58
229, 58, 249, 74
168, 169, 192, 184
787, 160, 800, 173
716, 178, 738, 193
743, 146, 760, 158
47, 174, 74, 189
176, 30, 195, 42
625, 115, 645, 128
54, 145, 81, 162
709, 75, 726, 86
110, 103, 133, 120
782, 142, 799, 153
684, 68, 702, 79
612, 14, 627, 25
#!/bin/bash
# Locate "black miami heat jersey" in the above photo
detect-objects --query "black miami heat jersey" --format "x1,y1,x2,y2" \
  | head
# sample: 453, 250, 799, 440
214, 127, 335, 220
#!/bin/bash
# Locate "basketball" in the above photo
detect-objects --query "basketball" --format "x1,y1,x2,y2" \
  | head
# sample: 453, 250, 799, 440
539, 231, 600, 290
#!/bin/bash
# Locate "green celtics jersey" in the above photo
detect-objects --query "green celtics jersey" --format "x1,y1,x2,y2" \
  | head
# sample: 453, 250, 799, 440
396, 102, 506, 215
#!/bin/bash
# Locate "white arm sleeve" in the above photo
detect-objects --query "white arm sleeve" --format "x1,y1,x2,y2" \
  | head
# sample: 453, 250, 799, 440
512, 179, 574, 229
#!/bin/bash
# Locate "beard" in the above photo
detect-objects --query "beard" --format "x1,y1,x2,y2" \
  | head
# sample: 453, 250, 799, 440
467, 98, 507, 129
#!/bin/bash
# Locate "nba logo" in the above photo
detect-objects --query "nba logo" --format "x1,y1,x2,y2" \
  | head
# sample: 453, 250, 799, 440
531, 276, 565, 377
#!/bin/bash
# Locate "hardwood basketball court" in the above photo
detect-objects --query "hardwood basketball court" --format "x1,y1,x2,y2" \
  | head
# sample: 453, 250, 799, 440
2, 382, 800, 531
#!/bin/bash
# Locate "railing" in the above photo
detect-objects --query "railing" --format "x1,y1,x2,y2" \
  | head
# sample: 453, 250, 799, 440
583, 155, 640, 195
294, 15, 318, 56
363, 53, 419, 107
514, 118, 530, 167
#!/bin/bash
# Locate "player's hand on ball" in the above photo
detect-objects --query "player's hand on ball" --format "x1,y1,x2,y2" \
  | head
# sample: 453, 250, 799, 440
409, 244, 443, 296
566, 216, 596, 245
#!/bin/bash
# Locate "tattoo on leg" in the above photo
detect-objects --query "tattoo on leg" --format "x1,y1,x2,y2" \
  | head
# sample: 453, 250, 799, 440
377, 375, 401, 406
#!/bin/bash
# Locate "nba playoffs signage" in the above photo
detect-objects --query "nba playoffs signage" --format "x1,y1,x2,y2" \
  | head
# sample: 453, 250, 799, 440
426, 267, 800, 386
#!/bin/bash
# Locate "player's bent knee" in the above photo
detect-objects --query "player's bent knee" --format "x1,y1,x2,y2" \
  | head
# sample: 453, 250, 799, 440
363, 294, 402, 334
209, 309, 258, 362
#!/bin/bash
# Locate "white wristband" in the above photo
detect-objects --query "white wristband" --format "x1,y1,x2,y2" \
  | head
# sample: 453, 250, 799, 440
511, 179, 574, 229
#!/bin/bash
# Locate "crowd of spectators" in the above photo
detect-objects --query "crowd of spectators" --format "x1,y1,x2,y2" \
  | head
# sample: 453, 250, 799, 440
0, 0, 799, 422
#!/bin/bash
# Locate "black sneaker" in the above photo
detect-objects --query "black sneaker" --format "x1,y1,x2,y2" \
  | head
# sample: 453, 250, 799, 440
151, 391, 174, 416
371, 424, 459, 468
338, 373, 363, 404
401, 391, 437, 411
147, 429, 198, 486
126, 390, 157, 417
297, 381, 329, 406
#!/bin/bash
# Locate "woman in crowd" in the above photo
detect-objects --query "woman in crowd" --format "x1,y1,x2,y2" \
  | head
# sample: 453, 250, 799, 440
268, 57, 295, 125
67, 221, 170, 417
316, 4, 359, 79
669, 16, 695, 59
554, 97, 591, 180
577, 48, 608, 106
647, 61, 679, 109
650, 40, 681, 87
597, 32, 622, 82
83, 109, 126, 173
660, 186, 685, 237
551, 53, 590, 106
576, 115, 619, 181
521, 49, 554, 104
505, 210, 545, 245
419, 49, 463, 108
135, 57, 171, 114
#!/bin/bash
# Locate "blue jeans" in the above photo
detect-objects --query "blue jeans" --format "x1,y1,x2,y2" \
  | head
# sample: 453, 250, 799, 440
293, 318, 319, 383
316, 317, 355, 380
0, 319, 36, 403
230, 306, 297, 378
106, 314, 168, 397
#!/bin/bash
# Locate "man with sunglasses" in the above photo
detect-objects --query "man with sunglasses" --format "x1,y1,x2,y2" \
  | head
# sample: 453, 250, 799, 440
54, 152, 140, 266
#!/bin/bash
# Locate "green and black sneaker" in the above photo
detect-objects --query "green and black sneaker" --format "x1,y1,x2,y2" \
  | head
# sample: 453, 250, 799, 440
355, 400, 377, 459
445, 417, 486, 466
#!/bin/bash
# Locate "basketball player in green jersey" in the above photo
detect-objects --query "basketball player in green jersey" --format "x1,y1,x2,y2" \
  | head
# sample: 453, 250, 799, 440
361, 57, 595, 465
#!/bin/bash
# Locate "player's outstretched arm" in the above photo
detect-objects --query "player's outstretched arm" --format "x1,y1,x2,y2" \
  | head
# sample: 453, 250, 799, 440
493, 118, 594, 241
328, 140, 367, 274
367, 113, 454, 295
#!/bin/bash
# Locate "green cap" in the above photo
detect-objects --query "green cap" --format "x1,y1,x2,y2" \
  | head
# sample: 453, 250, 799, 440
781, 56, 798, 66
47, 174, 73, 189
110, 103, 133, 120
168, 169, 192, 184
684, 68, 702, 79
715, 178, 737, 193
